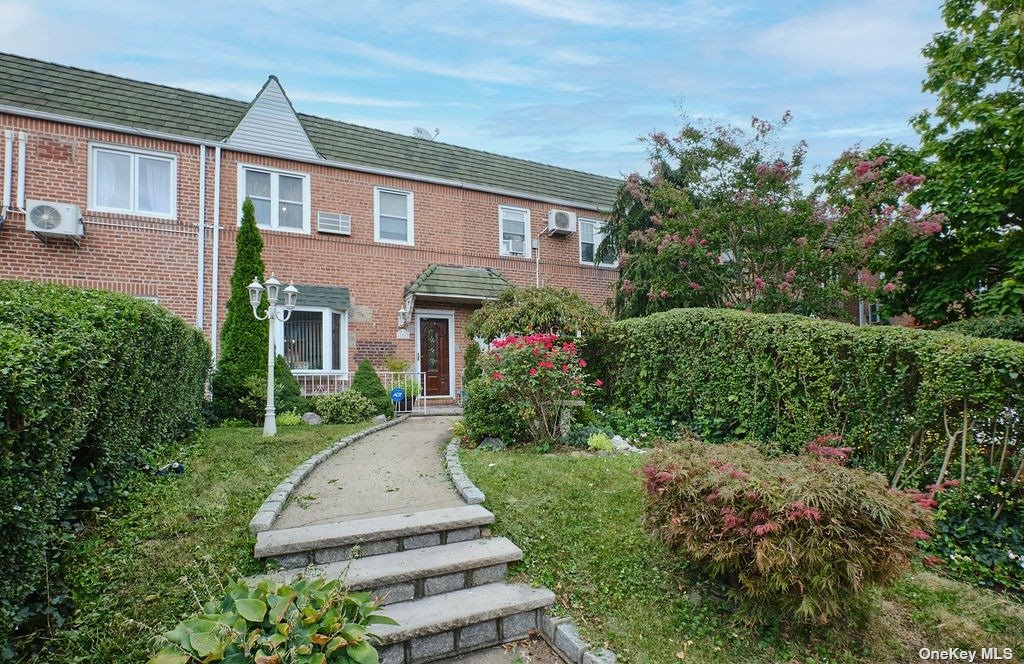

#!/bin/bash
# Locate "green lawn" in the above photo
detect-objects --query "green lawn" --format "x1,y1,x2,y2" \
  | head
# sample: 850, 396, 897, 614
461, 449, 1024, 664
18, 422, 371, 664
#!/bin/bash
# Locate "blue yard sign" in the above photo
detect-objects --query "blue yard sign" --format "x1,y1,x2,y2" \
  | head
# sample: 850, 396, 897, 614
390, 387, 406, 403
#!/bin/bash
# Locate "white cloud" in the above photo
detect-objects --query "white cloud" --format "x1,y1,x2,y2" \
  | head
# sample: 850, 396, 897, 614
491, 0, 727, 30
748, 0, 943, 74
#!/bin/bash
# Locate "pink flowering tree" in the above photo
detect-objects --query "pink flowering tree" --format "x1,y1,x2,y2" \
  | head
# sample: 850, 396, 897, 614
479, 333, 599, 445
605, 114, 871, 319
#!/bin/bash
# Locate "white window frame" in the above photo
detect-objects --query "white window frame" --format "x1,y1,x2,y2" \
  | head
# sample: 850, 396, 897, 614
374, 186, 414, 246
579, 217, 617, 267
88, 143, 177, 219
275, 306, 349, 374
237, 163, 311, 233
498, 205, 531, 258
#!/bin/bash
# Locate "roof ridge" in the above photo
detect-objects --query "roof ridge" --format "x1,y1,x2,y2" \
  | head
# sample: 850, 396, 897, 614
0, 51, 249, 108
298, 111, 621, 184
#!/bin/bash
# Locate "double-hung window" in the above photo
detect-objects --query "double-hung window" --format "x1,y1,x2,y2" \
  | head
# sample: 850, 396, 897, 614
89, 144, 176, 218
239, 165, 310, 232
375, 187, 414, 245
579, 217, 616, 267
277, 308, 348, 373
499, 206, 530, 258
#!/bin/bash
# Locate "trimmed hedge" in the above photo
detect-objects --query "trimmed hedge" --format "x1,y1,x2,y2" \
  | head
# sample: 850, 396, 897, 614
941, 315, 1024, 343
0, 280, 210, 640
608, 308, 1024, 485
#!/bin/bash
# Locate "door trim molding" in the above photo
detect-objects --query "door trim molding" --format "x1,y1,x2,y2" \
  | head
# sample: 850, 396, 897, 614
415, 309, 455, 398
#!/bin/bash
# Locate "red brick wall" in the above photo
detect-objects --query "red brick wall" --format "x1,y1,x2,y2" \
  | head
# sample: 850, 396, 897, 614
0, 114, 617, 394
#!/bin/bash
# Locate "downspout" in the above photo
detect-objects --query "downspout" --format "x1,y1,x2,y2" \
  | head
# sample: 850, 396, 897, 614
16, 132, 26, 209
211, 145, 222, 365
2, 131, 12, 220
534, 229, 545, 287
196, 144, 207, 331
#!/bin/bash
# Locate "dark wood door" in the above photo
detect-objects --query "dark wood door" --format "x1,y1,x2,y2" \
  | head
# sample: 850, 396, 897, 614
420, 318, 450, 396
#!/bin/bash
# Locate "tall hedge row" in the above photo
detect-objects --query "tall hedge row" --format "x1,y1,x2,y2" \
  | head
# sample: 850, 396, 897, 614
0, 280, 210, 640
607, 308, 1024, 487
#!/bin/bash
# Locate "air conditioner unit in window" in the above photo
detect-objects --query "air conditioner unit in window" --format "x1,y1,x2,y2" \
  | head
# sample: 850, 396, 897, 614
26, 200, 84, 240
547, 209, 576, 236
502, 239, 526, 256
317, 211, 352, 235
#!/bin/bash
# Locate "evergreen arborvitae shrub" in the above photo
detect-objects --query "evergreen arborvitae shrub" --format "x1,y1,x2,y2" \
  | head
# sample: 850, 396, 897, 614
350, 360, 392, 417
463, 342, 482, 384
212, 198, 268, 421
642, 437, 934, 627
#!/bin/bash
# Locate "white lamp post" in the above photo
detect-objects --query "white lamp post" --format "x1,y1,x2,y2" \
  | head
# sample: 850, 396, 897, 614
247, 273, 299, 436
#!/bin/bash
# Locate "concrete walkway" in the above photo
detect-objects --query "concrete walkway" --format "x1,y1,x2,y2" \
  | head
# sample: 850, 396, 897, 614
273, 416, 465, 529
269, 416, 566, 663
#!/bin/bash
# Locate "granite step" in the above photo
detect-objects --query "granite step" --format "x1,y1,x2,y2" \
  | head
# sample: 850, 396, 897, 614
257, 536, 523, 603
374, 583, 556, 664
254, 505, 494, 567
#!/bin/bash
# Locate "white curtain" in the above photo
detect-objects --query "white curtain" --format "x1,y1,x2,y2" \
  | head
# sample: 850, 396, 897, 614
138, 157, 171, 214
95, 150, 131, 210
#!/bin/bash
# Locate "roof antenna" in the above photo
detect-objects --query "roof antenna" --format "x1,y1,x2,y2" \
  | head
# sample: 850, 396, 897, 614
413, 126, 439, 141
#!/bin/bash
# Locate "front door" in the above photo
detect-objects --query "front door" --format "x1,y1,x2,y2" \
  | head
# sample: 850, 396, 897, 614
420, 317, 450, 397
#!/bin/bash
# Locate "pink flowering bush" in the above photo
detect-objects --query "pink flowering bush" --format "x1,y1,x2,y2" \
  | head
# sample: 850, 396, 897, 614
642, 437, 933, 626
468, 333, 597, 445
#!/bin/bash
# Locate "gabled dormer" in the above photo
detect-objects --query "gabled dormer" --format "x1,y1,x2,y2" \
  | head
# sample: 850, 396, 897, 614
225, 76, 320, 161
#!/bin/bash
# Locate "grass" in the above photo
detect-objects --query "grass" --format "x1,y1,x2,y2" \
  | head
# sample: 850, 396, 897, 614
16, 421, 371, 664
461, 448, 1024, 664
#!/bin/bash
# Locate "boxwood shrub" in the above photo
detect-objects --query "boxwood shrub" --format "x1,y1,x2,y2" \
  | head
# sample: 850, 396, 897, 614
940, 315, 1024, 343
0, 280, 210, 640
642, 439, 933, 625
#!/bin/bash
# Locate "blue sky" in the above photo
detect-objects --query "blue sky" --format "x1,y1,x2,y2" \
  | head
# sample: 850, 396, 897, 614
2, 0, 944, 182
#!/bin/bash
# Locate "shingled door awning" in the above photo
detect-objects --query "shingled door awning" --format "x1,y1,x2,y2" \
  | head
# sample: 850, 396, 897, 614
404, 265, 513, 304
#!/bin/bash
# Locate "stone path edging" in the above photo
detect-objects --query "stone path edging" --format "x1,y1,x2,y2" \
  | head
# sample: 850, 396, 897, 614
249, 415, 411, 535
445, 438, 485, 504
445, 438, 619, 664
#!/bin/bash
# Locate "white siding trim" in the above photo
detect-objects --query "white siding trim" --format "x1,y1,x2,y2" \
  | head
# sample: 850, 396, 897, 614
226, 77, 319, 161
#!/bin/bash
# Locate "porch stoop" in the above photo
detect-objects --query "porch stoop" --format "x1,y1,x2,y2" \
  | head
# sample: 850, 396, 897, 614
253, 505, 556, 663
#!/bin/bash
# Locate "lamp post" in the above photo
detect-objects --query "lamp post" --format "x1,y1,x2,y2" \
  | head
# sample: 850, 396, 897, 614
247, 273, 299, 436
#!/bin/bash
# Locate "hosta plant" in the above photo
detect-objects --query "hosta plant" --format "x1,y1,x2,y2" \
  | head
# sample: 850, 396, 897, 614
148, 577, 396, 664
641, 437, 934, 627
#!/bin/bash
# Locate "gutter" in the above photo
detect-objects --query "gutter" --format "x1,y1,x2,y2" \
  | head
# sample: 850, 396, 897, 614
0, 105, 615, 213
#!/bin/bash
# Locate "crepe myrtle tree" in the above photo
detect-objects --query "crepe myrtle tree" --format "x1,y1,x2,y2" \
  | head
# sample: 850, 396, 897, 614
601, 114, 937, 321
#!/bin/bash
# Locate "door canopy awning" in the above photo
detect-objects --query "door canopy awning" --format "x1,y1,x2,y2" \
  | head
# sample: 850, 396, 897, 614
404, 264, 513, 304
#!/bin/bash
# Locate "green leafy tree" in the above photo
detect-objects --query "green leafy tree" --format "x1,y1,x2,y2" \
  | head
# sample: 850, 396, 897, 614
350, 360, 392, 417
603, 115, 874, 320
211, 198, 268, 420
854, 1, 1024, 325
465, 287, 609, 341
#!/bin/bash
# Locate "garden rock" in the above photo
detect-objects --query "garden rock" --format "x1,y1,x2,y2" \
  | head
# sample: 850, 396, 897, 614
611, 435, 645, 454
478, 437, 506, 451
372, 414, 388, 425
301, 412, 323, 425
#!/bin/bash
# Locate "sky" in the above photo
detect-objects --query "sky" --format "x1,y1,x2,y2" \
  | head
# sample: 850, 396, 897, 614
1, 0, 946, 183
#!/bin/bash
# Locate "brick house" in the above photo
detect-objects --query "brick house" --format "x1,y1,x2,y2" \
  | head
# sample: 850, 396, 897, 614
0, 53, 620, 400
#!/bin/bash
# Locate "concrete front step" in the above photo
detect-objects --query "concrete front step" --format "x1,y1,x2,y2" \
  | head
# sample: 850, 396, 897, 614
255, 505, 494, 567
258, 537, 523, 603
374, 583, 556, 664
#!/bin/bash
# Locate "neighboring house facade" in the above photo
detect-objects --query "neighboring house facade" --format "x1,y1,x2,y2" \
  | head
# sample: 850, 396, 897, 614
0, 53, 620, 400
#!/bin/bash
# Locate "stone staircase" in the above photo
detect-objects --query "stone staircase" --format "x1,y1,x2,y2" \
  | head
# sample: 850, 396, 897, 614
253, 504, 555, 663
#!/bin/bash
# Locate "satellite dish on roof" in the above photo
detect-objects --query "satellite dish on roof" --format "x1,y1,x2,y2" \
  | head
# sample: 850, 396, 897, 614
413, 126, 439, 141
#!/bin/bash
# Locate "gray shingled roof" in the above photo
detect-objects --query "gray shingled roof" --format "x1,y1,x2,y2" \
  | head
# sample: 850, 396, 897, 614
405, 265, 513, 300
0, 53, 621, 208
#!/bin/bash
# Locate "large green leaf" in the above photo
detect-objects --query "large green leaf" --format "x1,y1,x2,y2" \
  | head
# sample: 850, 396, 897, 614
236, 598, 268, 622
146, 650, 189, 664
345, 640, 379, 664
190, 631, 221, 658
